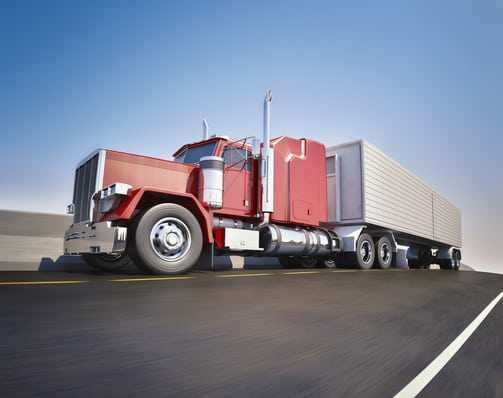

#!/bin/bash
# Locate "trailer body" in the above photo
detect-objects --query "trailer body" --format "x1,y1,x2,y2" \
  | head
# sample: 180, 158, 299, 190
326, 140, 461, 247
325, 141, 461, 268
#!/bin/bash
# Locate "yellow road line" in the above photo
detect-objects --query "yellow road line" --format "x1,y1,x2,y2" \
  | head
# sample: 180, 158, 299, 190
217, 273, 273, 278
330, 270, 357, 273
0, 280, 88, 285
110, 276, 195, 282
282, 271, 321, 275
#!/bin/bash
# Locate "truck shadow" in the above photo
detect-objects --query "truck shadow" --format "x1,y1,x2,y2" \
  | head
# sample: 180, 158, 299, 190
36, 255, 283, 274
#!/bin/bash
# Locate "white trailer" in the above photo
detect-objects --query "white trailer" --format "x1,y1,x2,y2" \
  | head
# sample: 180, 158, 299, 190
325, 140, 462, 270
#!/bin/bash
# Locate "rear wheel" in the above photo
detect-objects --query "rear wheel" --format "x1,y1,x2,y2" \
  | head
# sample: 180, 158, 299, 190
319, 257, 337, 269
278, 256, 300, 268
353, 233, 375, 269
129, 204, 203, 274
439, 250, 461, 270
454, 250, 461, 270
409, 247, 433, 269
419, 247, 433, 269
298, 256, 318, 268
82, 252, 130, 271
374, 236, 392, 269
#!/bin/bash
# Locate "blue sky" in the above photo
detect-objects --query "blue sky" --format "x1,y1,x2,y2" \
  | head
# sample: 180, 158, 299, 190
1, 0, 501, 273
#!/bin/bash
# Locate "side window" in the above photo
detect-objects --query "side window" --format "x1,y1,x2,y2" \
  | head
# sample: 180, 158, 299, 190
326, 156, 336, 175
222, 146, 252, 171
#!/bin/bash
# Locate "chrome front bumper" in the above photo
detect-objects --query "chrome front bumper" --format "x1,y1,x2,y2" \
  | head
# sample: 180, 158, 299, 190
64, 221, 127, 255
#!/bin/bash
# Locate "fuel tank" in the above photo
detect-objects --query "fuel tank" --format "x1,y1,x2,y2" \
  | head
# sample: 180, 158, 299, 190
259, 223, 340, 257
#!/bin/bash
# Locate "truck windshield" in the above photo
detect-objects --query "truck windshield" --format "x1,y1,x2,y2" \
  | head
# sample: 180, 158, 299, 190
174, 142, 217, 165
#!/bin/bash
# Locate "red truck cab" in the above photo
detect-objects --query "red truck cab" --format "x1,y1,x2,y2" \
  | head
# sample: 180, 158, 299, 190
64, 93, 341, 274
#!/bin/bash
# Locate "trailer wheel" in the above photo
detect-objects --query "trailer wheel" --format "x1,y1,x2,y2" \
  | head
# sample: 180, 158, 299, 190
419, 247, 433, 269
354, 233, 375, 269
374, 236, 392, 269
129, 204, 203, 275
439, 250, 461, 270
453, 250, 461, 270
82, 253, 130, 271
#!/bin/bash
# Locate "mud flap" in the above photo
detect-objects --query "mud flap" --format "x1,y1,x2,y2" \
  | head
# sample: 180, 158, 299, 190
192, 243, 214, 270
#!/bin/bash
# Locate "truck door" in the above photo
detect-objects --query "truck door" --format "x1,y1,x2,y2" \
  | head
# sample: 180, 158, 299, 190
220, 144, 254, 216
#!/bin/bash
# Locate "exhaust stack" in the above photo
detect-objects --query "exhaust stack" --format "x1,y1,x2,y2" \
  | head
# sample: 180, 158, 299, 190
203, 119, 209, 140
261, 90, 274, 222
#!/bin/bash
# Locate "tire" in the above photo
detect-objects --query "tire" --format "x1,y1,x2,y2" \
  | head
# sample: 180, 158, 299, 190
439, 250, 461, 270
419, 247, 433, 269
129, 204, 203, 275
298, 257, 318, 268
82, 253, 130, 272
374, 236, 392, 269
409, 247, 432, 269
278, 256, 300, 268
453, 250, 461, 270
319, 257, 337, 269
354, 233, 375, 269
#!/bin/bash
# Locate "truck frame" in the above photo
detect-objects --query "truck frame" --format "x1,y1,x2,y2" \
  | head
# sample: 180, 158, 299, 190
64, 91, 462, 273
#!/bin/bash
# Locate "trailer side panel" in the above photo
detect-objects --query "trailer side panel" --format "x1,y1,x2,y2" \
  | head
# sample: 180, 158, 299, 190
432, 192, 462, 247
363, 142, 434, 240
326, 141, 461, 248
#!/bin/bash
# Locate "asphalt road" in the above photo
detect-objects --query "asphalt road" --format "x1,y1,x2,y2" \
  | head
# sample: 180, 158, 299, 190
0, 268, 501, 397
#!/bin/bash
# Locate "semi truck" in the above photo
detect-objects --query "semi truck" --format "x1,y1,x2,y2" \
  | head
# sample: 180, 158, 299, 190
64, 91, 462, 274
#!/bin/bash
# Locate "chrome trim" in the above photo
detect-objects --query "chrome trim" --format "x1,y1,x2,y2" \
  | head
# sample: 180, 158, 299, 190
97, 182, 132, 213
259, 224, 340, 256
262, 90, 274, 219
72, 149, 106, 223
64, 221, 127, 255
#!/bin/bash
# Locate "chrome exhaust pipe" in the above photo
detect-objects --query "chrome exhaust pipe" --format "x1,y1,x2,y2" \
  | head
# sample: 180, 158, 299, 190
261, 90, 274, 223
203, 119, 209, 140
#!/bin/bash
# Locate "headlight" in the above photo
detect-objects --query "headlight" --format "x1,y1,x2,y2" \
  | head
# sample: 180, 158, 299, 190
96, 182, 132, 213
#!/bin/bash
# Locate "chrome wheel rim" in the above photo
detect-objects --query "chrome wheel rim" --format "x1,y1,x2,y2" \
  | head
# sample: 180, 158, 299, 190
360, 240, 373, 265
380, 243, 390, 265
150, 217, 191, 262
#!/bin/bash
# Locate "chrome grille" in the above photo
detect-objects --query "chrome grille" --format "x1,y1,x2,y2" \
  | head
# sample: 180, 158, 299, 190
72, 151, 104, 223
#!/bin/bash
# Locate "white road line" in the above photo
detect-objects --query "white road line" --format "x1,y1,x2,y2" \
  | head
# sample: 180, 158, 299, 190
394, 290, 503, 397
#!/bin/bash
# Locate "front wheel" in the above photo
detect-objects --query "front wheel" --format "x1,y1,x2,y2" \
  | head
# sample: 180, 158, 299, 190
82, 252, 130, 271
129, 204, 203, 275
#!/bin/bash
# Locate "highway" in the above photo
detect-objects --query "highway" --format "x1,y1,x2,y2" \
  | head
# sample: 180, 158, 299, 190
0, 268, 502, 397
